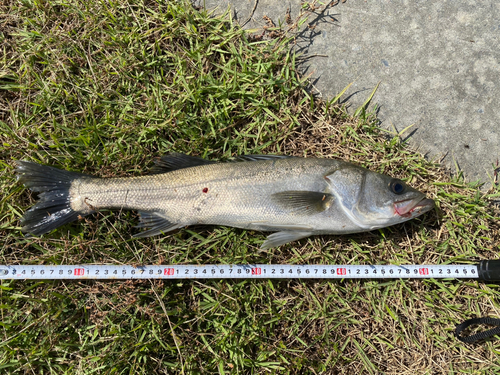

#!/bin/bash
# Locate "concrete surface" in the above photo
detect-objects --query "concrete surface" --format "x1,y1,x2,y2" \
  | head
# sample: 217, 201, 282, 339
202, 0, 500, 188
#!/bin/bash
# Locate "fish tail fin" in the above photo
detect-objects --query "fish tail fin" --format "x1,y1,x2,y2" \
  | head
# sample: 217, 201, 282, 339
15, 161, 95, 236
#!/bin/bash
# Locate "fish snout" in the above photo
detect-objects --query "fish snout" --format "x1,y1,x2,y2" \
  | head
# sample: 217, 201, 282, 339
394, 197, 434, 218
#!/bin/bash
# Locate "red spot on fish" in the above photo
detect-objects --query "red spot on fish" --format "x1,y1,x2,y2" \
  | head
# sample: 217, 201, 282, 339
202, 187, 208, 193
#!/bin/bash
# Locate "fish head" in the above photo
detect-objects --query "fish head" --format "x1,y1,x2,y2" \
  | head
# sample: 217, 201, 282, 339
326, 166, 434, 230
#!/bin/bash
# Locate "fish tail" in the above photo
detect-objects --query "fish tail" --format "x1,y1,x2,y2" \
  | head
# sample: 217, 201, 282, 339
15, 161, 95, 236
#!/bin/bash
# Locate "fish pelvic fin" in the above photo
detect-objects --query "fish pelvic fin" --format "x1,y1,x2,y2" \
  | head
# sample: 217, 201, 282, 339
149, 153, 216, 174
271, 191, 334, 215
261, 231, 313, 249
133, 211, 183, 238
15, 160, 96, 236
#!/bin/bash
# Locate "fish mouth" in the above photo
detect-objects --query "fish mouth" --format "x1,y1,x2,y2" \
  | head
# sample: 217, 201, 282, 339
394, 197, 434, 218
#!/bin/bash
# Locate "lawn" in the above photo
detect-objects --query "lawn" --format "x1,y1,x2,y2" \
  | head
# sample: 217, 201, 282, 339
1, 0, 500, 373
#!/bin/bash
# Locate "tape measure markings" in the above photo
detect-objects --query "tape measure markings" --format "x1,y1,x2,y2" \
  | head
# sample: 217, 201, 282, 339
0, 264, 479, 280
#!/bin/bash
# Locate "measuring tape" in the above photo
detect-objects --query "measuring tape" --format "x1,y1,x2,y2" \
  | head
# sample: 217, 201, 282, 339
1, 260, 499, 281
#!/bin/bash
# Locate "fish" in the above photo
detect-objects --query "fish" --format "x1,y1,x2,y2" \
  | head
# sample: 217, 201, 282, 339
14, 153, 434, 249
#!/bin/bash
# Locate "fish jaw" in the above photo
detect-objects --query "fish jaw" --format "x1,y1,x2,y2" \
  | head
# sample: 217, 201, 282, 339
394, 197, 434, 219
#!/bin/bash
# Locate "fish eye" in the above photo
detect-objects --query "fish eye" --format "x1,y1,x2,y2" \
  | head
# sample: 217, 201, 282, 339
390, 180, 406, 195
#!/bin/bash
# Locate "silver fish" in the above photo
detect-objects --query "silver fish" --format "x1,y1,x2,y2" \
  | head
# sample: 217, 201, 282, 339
15, 154, 434, 249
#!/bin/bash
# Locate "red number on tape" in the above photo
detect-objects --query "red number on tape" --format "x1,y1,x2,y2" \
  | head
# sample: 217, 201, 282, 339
74, 268, 85, 276
251, 268, 261, 275
164, 268, 174, 276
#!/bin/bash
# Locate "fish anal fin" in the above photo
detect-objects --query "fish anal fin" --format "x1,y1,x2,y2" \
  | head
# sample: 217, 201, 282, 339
133, 211, 183, 238
261, 231, 313, 249
149, 153, 216, 174
271, 191, 334, 215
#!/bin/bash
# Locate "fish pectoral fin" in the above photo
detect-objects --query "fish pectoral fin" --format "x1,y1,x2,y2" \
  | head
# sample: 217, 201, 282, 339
149, 153, 216, 174
271, 191, 334, 215
133, 211, 183, 238
261, 231, 313, 249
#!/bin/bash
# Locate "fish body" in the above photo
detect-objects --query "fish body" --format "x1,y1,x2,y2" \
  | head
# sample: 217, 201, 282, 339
15, 154, 434, 248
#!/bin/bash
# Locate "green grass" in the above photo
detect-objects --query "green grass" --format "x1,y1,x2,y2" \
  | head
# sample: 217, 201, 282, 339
2, 0, 500, 374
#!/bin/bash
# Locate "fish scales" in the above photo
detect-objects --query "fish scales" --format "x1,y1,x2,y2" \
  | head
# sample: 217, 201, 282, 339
73, 158, 340, 229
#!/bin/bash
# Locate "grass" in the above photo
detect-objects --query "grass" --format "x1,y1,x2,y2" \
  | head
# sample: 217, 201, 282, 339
1, 0, 500, 373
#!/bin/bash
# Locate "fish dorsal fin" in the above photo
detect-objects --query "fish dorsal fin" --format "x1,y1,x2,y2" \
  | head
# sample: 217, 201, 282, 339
133, 211, 183, 237
271, 191, 334, 215
261, 231, 313, 249
234, 154, 293, 162
150, 153, 216, 174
